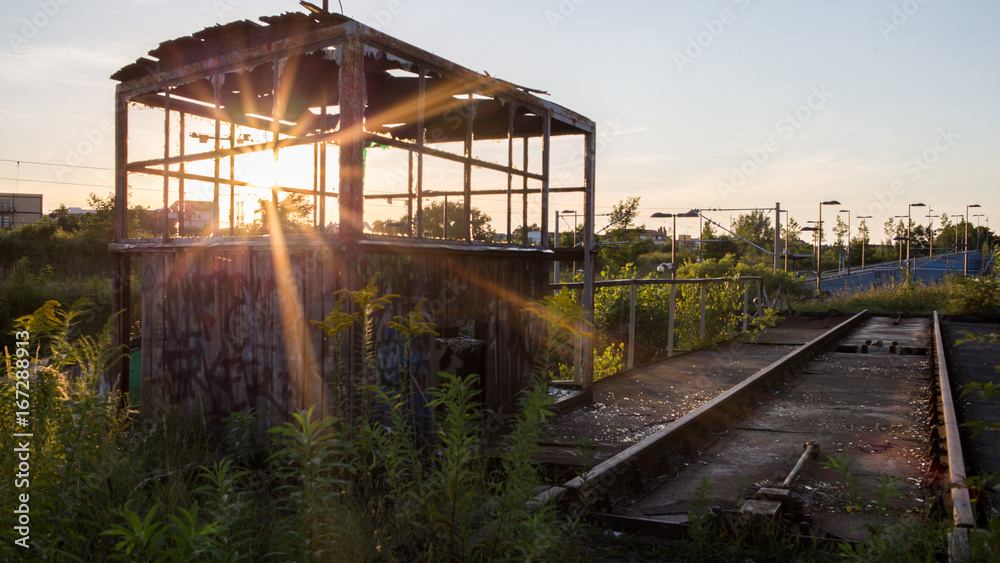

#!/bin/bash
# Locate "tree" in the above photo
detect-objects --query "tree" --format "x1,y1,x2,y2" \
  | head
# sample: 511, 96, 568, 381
78, 192, 150, 240
252, 193, 314, 234
732, 210, 774, 259
833, 215, 849, 249
48, 204, 81, 232
599, 197, 653, 272
372, 200, 496, 242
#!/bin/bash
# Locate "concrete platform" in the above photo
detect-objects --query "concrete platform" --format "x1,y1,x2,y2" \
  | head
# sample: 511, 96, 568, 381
622, 317, 934, 540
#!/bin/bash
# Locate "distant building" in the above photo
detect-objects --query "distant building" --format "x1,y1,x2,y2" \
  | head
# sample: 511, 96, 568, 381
677, 234, 699, 249
639, 229, 667, 244
0, 193, 42, 228
153, 200, 215, 235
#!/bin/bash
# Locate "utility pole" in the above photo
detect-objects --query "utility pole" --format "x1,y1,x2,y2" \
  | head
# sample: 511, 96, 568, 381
774, 202, 781, 272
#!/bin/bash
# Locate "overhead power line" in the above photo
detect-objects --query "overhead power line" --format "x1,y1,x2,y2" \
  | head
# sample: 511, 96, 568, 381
0, 158, 113, 172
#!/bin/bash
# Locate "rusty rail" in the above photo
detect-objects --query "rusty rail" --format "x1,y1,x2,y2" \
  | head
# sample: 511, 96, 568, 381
535, 309, 870, 506
933, 311, 975, 528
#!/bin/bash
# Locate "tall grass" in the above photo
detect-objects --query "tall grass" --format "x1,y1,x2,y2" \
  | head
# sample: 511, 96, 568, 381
1, 284, 574, 561
797, 274, 1000, 316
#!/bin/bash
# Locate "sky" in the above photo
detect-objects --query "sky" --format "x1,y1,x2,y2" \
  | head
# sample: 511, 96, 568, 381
0, 0, 997, 241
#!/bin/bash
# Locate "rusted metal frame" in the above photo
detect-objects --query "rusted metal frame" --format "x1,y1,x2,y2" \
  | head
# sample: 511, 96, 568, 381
109, 236, 553, 256
229, 122, 236, 235
540, 109, 551, 248
463, 93, 474, 242
416, 66, 425, 238
270, 59, 285, 212
364, 186, 584, 200
113, 86, 131, 404
506, 103, 514, 243
178, 111, 186, 235
443, 193, 449, 239
130, 93, 305, 141
132, 166, 332, 197
162, 87, 171, 241
582, 129, 596, 389
407, 150, 414, 236
522, 137, 529, 244
116, 24, 353, 99
362, 132, 544, 181
127, 128, 349, 173
213, 72, 223, 235
338, 32, 365, 239
536, 309, 871, 505
312, 142, 319, 227
933, 311, 975, 528
319, 65, 329, 233
114, 88, 128, 235
358, 29, 594, 133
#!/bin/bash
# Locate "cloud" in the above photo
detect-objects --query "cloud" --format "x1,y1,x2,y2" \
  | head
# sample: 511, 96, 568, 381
0, 43, 131, 89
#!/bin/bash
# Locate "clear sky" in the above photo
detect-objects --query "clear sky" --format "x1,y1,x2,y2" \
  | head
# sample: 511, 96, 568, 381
1, 0, 997, 241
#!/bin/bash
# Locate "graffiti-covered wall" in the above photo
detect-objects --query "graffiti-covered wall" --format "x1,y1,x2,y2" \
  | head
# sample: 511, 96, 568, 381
137, 239, 548, 424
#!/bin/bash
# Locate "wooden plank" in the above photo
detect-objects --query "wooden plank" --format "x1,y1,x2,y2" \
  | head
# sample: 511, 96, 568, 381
141, 254, 165, 410
227, 249, 250, 414
338, 33, 365, 239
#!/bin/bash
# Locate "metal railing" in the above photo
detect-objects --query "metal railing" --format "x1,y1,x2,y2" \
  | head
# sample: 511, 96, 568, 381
551, 276, 765, 372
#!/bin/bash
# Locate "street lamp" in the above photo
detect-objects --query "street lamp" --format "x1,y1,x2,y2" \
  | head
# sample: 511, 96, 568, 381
780, 209, 790, 272
652, 210, 699, 279
839, 209, 851, 275
801, 226, 819, 286
893, 235, 909, 267
893, 215, 908, 265
907, 203, 926, 273
975, 213, 986, 253
856, 215, 872, 270
966, 204, 981, 275
925, 209, 938, 258
815, 200, 841, 292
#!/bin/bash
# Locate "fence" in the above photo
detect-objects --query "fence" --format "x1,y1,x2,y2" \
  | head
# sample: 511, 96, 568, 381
551, 276, 765, 383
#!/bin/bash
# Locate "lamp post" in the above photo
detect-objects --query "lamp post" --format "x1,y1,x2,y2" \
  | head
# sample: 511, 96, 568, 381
652, 211, 698, 279
907, 203, 926, 273
926, 209, 938, 258
839, 209, 851, 275
893, 236, 908, 268
801, 225, 819, 288
893, 215, 908, 265
815, 201, 841, 292
856, 215, 872, 270
975, 213, 985, 254
780, 209, 790, 272
966, 204, 981, 275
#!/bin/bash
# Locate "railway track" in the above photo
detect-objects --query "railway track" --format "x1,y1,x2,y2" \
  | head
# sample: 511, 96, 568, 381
535, 310, 979, 547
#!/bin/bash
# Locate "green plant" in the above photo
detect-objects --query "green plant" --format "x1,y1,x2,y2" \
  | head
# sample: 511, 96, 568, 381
593, 342, 624, 380
821, 451, 863, 512
687, 475, 717, 557
268, 406, 353, 561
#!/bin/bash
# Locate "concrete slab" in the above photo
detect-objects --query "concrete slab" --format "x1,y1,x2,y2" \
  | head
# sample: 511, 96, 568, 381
620, 318, 935, 541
